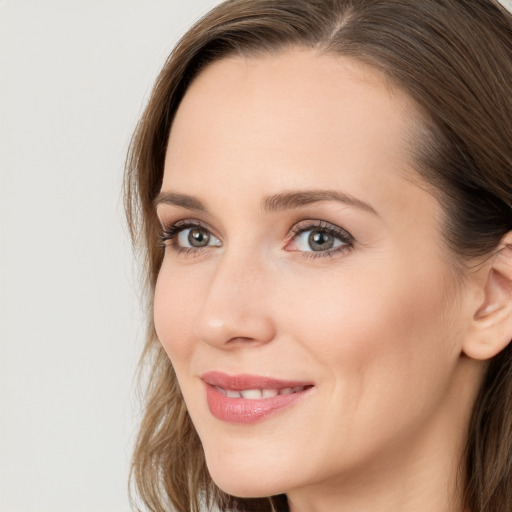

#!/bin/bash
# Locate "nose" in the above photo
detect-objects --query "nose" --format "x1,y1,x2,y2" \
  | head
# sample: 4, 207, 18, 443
192, 251, 276, 349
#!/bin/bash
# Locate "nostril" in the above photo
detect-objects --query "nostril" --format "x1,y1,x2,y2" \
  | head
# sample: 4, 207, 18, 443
194, 311, 276, 349
227, 336, 260, 344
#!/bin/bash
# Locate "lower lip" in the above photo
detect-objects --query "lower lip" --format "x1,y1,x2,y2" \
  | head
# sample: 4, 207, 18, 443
205, 385, 311, 424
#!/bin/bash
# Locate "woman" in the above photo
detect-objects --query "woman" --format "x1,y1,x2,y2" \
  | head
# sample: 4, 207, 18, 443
124, 1, 512, 511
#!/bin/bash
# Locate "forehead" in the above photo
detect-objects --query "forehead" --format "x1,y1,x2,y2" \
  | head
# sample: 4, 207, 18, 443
164, 49, 420, 185
162, 49, 430, 220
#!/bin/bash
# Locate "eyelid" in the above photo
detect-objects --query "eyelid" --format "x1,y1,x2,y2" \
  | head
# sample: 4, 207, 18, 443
284, 219, 355, 257
159, 217, 355, 260
287, 220, 354, 242
159, 218, 222, 248
162, 218, 218, 235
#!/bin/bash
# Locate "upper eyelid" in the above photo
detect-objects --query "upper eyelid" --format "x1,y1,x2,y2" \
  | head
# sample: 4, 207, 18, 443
288, 220, 354, 239
161, 218, 219, 237
156, 208, 211, 226
159, 221, 221, 251
292, 220, 346, 231
161, 219, 354, 252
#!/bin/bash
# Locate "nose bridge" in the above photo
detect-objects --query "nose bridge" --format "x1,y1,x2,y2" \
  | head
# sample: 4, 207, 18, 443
193, 245, 276, 348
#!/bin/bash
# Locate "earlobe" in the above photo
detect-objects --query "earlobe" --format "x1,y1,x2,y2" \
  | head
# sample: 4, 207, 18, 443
463, 232, 512, 361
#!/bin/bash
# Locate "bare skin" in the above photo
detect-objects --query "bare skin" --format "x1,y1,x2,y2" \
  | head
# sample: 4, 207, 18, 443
153, 49, 501, 512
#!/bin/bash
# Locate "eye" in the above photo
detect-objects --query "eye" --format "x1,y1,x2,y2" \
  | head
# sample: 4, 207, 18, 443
178, 226, 213, 248
160, 221, 222, 252
286, 221, 354, 257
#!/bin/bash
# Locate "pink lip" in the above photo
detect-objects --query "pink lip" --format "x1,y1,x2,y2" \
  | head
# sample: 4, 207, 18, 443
201, 371, 314, 424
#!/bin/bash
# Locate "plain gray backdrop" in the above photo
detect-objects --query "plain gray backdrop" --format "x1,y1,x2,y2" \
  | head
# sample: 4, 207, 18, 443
1, 0, 511, 511
0, 1, 220, 511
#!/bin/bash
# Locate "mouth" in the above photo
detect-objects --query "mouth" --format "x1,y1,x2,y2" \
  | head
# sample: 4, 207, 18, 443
214, 385, 309, 399
201, 371, 314, 424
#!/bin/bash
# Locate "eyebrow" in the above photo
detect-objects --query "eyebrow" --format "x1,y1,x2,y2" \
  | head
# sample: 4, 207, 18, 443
263, 190, 377, 215
153, 189, 378, 216
153, 192, 207, 212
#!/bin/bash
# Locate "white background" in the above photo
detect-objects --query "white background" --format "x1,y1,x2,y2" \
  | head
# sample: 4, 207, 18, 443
1, 1, 511, 511
0, 1, 220, 511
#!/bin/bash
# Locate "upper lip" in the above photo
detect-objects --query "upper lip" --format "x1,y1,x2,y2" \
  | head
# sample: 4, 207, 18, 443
201, 371, 313, 390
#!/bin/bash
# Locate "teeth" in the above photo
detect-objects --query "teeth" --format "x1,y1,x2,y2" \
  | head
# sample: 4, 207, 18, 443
240, 389, 263, 399
220, 386, 306, 399
215, 386, 227, 396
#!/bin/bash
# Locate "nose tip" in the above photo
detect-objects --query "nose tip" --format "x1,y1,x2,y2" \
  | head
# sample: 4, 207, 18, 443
193, 301, 276, 349
192, 260, 276, 349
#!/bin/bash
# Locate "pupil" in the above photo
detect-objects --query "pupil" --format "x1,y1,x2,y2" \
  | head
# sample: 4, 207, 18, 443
309, 231, 333, 251
188, 228, 209, 247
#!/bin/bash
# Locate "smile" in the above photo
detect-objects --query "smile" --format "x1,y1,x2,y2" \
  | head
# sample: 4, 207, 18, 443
201, 372, 314, 424
215, 386, 308, 399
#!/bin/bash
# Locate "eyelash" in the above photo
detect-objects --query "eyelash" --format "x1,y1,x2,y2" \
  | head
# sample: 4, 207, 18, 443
159, 220, 215, 257
158, 219, 355, 259
287, 220, 354, 259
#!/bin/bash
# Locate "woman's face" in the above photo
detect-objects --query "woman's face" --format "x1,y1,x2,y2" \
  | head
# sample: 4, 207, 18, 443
154, 50, 477, 503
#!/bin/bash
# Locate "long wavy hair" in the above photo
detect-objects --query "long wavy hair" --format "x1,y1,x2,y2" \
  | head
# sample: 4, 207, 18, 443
124, 1, 512, 511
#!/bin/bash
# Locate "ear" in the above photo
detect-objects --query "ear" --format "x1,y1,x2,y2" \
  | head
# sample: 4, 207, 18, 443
463, 232, 512, 360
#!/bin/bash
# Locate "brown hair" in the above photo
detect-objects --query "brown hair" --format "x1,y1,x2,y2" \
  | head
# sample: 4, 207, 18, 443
124, 1, 512, 511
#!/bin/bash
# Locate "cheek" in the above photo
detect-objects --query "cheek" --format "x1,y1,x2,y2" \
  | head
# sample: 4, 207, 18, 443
282, 267, 430, 349
153, 262, 198, 364
153, 247, 464, 484
277, 257, 460, 408
261, 261, 461, 474
154, 251, 459, 379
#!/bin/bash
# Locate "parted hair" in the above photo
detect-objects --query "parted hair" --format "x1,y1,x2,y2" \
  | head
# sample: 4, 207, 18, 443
124, 1, 512, 511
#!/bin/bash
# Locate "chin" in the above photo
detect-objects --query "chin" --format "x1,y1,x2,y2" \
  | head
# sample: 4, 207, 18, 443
209, 474, 286, 499
204, 452, 292, 499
